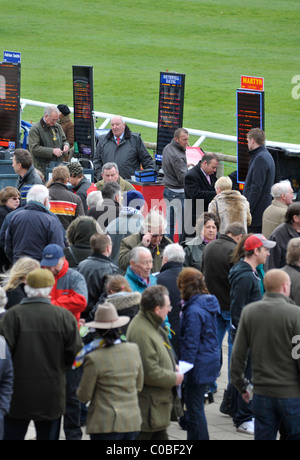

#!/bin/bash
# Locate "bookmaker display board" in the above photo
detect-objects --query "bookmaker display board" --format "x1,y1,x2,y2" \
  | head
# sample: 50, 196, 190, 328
72, 65, 95, 158
156, 72, 185, 164
236, 75, 264, 184
0, 62, 21, 149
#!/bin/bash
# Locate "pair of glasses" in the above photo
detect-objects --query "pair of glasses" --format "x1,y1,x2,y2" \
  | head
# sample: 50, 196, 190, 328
152, 234, 164, 237
11, 197, 20, 200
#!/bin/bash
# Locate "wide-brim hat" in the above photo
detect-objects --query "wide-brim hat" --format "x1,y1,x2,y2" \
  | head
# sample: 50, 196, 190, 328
86, 302, 130, 329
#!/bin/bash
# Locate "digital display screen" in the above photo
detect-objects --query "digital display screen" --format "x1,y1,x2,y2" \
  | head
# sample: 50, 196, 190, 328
72, 66, 94, 158
0, 62, 21, 149
236, 90, 264, 183
156, 72, 185, 163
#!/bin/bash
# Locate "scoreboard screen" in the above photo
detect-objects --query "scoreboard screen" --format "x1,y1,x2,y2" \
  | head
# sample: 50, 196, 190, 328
72, 65, 94, 158
156, 72, 185, 163
236, 89, 264, 183
0, 62, 21, 149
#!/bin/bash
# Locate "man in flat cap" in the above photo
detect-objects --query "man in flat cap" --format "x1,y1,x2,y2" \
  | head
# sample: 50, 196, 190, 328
0, 268, 82, 440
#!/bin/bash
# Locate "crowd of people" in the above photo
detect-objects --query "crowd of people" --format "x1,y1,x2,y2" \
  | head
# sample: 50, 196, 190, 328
0, 110, 300, 442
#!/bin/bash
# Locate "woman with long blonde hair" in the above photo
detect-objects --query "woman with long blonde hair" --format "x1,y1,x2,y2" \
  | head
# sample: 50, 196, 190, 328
1, 257, 40, 309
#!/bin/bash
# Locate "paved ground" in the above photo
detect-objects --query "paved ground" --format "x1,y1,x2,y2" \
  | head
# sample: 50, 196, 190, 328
25, 337, 253, 441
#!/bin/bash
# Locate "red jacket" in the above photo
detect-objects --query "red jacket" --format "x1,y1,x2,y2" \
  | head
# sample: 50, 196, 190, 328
50, 259, 88, 324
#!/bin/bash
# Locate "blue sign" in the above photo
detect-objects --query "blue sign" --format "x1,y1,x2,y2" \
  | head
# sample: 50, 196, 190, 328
3, 51, 21, 64
160, 74, 182, 85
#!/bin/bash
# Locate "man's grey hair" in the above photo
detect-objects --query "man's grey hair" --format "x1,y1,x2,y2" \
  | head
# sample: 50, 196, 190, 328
27, 184, 49, 205
111, 115, 125, 124
271, 180, 292, 199
102, 162, 119, 173
163, 243, 185, 263
44, 105, 59, 117
87, 191, 103, 209
129, 246, 151, 263
24, 285, 53, 298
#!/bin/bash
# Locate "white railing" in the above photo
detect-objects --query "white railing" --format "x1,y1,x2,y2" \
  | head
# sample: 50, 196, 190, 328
20, 98, 300, 153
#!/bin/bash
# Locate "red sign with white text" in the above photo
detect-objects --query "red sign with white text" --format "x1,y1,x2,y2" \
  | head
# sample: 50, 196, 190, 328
241, 75, 264, 91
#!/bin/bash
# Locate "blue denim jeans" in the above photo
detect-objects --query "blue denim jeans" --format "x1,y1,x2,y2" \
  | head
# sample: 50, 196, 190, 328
218, 311, 232, 380
209, 311, 232, 393
185, 381, 209, 440
253, 394, 300, 440
163, 188, 185, 242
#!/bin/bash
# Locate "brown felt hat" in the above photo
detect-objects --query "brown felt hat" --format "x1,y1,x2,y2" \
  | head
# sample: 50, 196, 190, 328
86, 302, 130, 330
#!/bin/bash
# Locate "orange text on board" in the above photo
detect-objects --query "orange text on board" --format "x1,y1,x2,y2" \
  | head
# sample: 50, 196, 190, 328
240, 75, 264, 91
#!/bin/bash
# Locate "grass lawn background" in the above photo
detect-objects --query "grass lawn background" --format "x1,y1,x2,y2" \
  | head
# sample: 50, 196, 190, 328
1, 0, 299, 156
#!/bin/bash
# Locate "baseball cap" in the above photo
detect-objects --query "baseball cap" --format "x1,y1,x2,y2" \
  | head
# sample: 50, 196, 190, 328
41, 244, 64, 267
244, 234, 276, 251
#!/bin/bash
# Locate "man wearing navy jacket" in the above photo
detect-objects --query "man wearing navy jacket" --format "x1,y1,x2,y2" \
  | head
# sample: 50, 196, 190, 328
243, 128, 275, 233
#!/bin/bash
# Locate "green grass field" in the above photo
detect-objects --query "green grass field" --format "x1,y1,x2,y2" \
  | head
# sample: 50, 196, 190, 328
1, 0, 300, 155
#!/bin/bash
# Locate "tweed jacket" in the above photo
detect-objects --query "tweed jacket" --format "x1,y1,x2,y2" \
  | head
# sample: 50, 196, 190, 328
77, 342, 143, 434
127, 309, 177, 433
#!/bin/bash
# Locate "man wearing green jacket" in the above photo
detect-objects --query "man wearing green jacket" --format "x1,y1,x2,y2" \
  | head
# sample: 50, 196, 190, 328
230, 269, 300, 440
28, 105, 70, 177
127, 285, 184, 440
